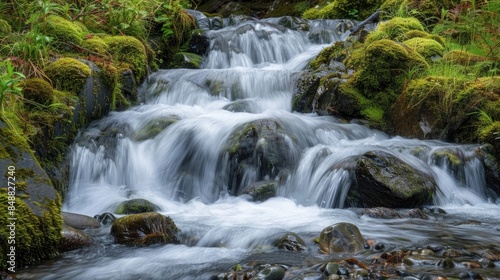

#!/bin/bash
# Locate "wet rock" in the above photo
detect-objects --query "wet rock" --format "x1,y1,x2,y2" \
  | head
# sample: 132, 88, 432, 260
114, 198, 161, 214
406, 208, 428, 219
94, 212, 117, 226
341, 150, 437, 208
225, 119, 298, 195
478, 258, 495, 268
321, 262, 340, 276
275, 232, 307, 252
252, 265, 285, 280
459, 271, 484, 280
62, 212, 101, 229
362, 207, 402, 219
436, 258, 455, 268
110, 212, 179, 246
59, 224, 94, 252
240, 180, 278, 202
426, 244, 445, 253
318, 223, 365, 254
223, 100, 256, 113
289, 272, 326, 280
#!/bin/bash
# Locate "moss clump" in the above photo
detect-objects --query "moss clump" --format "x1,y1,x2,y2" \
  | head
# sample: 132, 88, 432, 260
302, 0, 383, 20
479, 121, 500, 160
403, 30, 445, 45
309, 42, 346, 69
21, 78, 55, 107
403, 37, 444, 60
81, 37, 109, 54
443, 50, 486, 65
45, 15, 85, 46
133, 116, 179, 141
378, 17, 424, 39
44, 57, 92, 94
348, 39, 428, 95
0, 19, 12, 35
103, 36, 148, 81
0, 194, 62, 270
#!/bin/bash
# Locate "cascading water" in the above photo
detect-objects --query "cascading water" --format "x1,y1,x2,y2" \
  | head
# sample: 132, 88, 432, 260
20, 15, 499, 280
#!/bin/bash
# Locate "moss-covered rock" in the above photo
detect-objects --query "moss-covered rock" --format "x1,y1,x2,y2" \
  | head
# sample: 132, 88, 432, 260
347, 39, 428, 104
45, 15, 85, 47
403, 30, 445, 45
114, 198, 161, 214
0, 120, 62, 271
103, 36, 148, 82
132, 116, 179, 141
44, 57, 92, 94
377, 16, 424, 40
342, 150, 437, 208
239, 180, 278, 201
81, 37, 109, 54
110, 212, 179, 246
170, 52, 203, 69
391, 76, 466, 140
302, 0, 383, 20
403, 37, 444, 60
21, 78, 55, 107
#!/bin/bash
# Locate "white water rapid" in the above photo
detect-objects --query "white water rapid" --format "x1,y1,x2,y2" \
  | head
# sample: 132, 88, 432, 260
19, 16, 500, 280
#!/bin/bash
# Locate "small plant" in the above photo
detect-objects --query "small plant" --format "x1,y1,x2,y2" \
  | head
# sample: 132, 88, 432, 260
0, 59, 25, 111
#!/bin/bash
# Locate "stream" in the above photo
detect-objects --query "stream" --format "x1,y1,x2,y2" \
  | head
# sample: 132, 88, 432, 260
18, 15, 500, 280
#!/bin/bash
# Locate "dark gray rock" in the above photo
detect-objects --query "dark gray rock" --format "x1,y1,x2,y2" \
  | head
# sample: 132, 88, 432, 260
62, 212, 101, 229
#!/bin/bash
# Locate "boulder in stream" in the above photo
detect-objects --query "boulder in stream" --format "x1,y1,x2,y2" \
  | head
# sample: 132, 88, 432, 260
338, 150, 437, 208
62, 212, 101, 229
114, 198, 161, 214
318, 222, 365, 254
111, 212, 179, 246
59, 224, 94, 252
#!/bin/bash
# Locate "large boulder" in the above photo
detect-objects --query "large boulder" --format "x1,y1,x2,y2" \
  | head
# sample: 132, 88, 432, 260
225, 119, 298, 195
0, 121, 62, 271
339, 150, 437, 208
318, 223, 365, 254
110, 212, 179, 246
59, 224, 94, 252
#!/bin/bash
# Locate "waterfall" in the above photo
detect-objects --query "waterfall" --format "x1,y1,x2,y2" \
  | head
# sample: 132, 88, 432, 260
64, 18, 496, 215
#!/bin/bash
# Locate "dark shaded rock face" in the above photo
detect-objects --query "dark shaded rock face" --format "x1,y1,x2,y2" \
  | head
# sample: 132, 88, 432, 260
225, 119, 298, 195
318, 222, 365, 254
114, 198, 161, 214
110, 213, 179, 246
335, 150, 437, 208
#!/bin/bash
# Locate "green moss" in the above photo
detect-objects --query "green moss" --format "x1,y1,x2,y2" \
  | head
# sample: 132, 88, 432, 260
365, 30, 390, 44
0, 19, 12, 35
44, 57, 92, 94
114, 199, 160, 214
81, 37, 109, 54
0, 194, 62, 270
103, 36, 148, 81
21, 78, 55, 107
403, 37, 444, 60
302, 0, 383, 20
443, 50, 486, 65
170, 52, 203, 69
45, 15, 85, 47
378, 17, 424, 40
309, 42, 345, 69
403, 30, 445, 45
479, 121, 500, 160
349, 39, 428, 95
